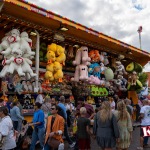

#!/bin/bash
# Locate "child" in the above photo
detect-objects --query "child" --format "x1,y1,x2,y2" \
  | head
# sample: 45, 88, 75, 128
77, 107, 91, 150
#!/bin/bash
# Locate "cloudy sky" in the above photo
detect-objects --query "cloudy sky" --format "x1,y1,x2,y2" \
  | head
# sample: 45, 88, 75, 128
28, 0, 150, 53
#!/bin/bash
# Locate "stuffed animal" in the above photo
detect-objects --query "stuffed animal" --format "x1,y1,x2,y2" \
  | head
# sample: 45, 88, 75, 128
128, 71, 139, 85
88, 63, 101, 78
21, 57, 36, 77
100, 52, 104, 62
79, 64, 88, 80
1, 81, 8, 96
0, 32, 10, 53
46, 50, 56, 64
103, 52, 109, 65
104, 68, 114, 81
126, 62, 143, 73
88, 50, 100, 63
44, 71, 54, 82
20, 31, 35, 56
114, 61, 127, 76
73, 48, 81, 65
26, 80, 33, 92
71, 66, 80, 82
56, 45, 66, 65
2, 29, 20, 56
21, 80, 28, 92
88, 75, 101, 85
6, 49, 25, 76
47, 43, 57, 53
38, 81, 43, 93
46, 63, 54, 72
14, 82, 23, 95
53, 62, 63, 81
67, 46, 74, 59
81, 46, 91, 65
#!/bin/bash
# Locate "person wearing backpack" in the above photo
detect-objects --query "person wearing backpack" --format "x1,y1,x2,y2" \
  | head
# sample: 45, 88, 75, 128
58, 96, 75, 148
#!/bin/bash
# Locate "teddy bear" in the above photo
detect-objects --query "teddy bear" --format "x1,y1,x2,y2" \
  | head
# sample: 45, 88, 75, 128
114, 61, 127, 76
56, 45, 66, 65
6, 49, 25, 76
2, 29, 21, 56
46, 50, 56, 64
21, 57, 36, 77
53, 62, 63, 81
19, 31, 35, 56
0, 32, 11, 53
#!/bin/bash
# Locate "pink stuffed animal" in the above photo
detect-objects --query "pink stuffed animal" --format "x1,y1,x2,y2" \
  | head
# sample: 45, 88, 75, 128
81, 46, 91, 65
88, 75, 101, 85
79, 64, 88, 80
72, 49, 81, 65
71, 65, 80, 82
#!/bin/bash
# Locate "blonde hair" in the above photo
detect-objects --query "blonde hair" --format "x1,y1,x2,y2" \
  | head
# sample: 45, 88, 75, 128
117, 100, 128, 120
99, 101, 112, 122
80, 107, 87, 114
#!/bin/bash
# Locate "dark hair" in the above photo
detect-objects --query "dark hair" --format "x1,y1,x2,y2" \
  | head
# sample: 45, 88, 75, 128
0, 106, 8, 115
35, 102, 42, 108
51, 104, 59, 110
12, 101, 17, 106
0, 99, 4, 103
59, 96, 65, 102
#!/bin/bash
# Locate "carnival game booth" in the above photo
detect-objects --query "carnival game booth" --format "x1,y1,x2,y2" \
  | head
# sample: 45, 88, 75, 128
0, 0, 150, 121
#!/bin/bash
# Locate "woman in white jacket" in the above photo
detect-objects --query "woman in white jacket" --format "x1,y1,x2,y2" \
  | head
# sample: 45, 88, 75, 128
0, 106, 16, 150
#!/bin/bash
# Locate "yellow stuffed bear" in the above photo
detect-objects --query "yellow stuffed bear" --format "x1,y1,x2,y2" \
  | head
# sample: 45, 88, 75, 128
53, 61, 63, 81
56, 45, 66, 65
46, 50, 56, 64
47, 43, 57, 53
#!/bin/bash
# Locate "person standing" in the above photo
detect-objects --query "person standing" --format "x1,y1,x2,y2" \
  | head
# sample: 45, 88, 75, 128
77, 107, 91, 150
0, 106, 16, 150
44, 104, 65, 150
10, 101, 24, 131
58, 96, 75, 148
137, 100, 150, 150
29, 102, 45, 150
35, 93, 46, 104
93, 101, 119, 150
114, 100, 133, 150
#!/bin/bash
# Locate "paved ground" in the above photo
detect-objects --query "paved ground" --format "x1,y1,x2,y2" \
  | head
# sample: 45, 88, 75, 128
36, 126, 150, 150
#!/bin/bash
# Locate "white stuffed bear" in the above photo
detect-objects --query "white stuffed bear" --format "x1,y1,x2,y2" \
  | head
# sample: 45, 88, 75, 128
2, 29, 20, 56
20, 32, 35, 57
6, 49, 25, 76
21, 57, 36, 77
0, 32, 11, 53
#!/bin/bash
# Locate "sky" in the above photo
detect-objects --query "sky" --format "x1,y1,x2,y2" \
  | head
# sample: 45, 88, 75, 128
27, 0, 150, 70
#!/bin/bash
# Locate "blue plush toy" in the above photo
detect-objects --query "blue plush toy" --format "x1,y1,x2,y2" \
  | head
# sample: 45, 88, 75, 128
88, 63, 101, 78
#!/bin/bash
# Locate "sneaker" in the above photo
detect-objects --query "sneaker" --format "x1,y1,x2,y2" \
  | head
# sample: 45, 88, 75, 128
69, 142, 76, 148
137, 147, 143, 150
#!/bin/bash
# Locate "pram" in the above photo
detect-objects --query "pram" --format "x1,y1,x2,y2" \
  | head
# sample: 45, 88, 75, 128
15, 120, 33, 150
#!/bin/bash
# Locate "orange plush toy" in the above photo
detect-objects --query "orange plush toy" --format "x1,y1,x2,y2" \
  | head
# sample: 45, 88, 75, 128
88, 50, 100, 63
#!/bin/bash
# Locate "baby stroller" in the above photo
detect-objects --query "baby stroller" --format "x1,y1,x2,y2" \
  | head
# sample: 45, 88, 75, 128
15, 120, 33, 150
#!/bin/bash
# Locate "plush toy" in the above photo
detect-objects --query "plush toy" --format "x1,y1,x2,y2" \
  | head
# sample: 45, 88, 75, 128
53, 62, 63, 81
126, 62, 143, 73
81, 46, 91, 65
103, 52, 109, 66
73, 48, 81, 65
88, 63, 101, 78
21, 57, 36, 77
88, 50, 100, 63
20, 31, 35, 56
67, 46, 74, 59
0, 32, 10, 53
38, 81, 43, 93
6, 49, 25, 76
128, 71, 139, 85
21, 80, 28, 92
114, 61, 127, 75
100, 52, 104, 62
47, 43, 57, 53
44, 71, 54, 82
46, 50, 56, 64
27, 80, 32, 92
104, 68, 114, 81
71, 66, 80, 82
46, 63, 54, 72
2, 29, 20, 56
56, 45, 66, 65
1, 81, 8, 96
14, 82, 23, 95
79, 64, 88, 80
88, 75, 101, 85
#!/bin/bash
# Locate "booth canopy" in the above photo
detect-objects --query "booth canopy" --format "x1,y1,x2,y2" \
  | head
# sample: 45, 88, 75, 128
0, 0, 150, 66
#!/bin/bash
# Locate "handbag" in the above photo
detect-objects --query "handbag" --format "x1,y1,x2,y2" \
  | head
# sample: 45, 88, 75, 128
48, 137, 60, 149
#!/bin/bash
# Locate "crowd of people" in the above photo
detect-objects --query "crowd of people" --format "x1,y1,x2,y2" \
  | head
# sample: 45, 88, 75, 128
0, 94, 150, 150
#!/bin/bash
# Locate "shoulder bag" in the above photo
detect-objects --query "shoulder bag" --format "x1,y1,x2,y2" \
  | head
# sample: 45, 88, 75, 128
48, 137, 60, 149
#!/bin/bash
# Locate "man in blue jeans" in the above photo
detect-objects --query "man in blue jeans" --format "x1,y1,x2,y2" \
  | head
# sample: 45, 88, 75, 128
29, 102, 45, 150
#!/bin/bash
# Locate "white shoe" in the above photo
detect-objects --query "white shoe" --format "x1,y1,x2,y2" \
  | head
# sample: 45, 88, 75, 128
69, 142, 76, 148
58, 143, 64, 150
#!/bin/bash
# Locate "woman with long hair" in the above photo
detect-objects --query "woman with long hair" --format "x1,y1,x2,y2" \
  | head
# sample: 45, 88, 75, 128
114, 100, 133, 150
93, 101, 119, 150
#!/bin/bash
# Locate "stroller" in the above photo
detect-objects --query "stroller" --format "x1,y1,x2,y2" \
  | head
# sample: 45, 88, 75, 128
15, 120, 33, 150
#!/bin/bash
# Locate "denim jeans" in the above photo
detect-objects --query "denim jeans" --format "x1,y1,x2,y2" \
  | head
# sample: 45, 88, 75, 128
30, 127, 45, 150
144, 136, 149, 145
